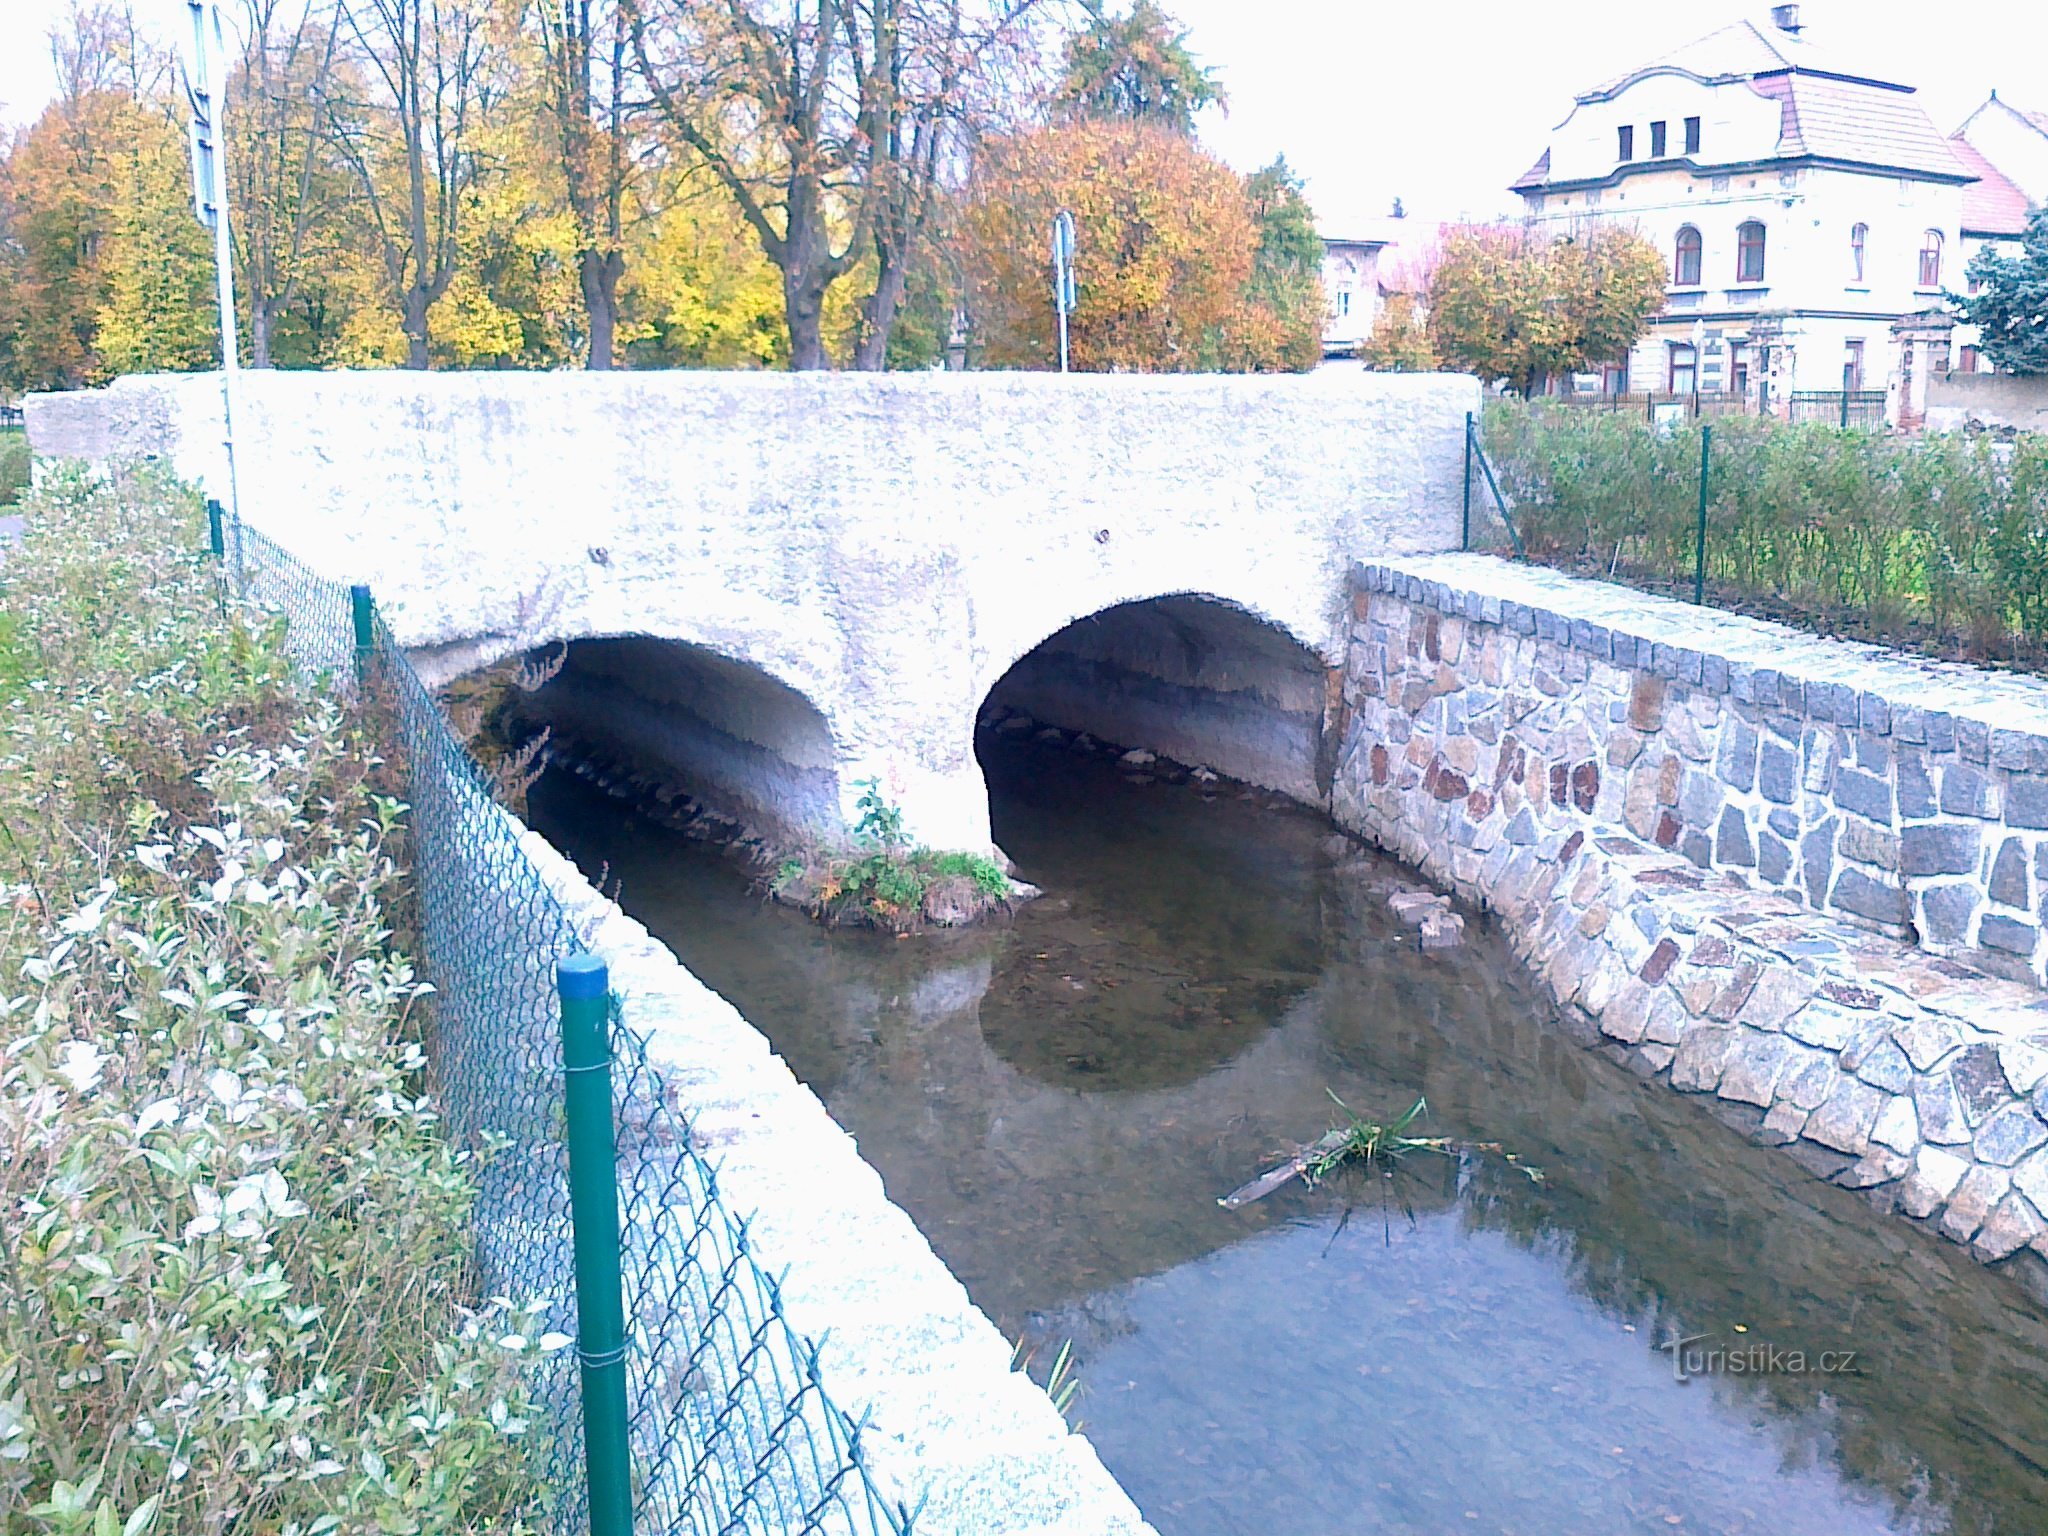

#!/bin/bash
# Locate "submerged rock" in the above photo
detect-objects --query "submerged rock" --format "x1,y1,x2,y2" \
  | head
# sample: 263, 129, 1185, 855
1120, 748, 1157, 767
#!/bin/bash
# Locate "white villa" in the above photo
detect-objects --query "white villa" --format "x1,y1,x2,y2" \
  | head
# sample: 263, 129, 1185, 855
1509, 5, 2039, 411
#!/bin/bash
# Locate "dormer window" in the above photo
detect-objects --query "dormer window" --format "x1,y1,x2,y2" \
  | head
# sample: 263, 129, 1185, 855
1684, 116, 1701, 154
1650, 120, 1668, 157
1736, 221, 1767, 283
1674, 226, 1702, 286
1618, 125, 1635, 160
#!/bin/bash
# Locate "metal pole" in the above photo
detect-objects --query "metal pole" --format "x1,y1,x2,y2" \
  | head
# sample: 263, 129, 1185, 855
1840, 390, 1849, 430
1693, 425, 1712, 606
1462, 411, 1473, 550
207, 498, 225, 560
558, 952, 633, 1536
183, 1, 245, 528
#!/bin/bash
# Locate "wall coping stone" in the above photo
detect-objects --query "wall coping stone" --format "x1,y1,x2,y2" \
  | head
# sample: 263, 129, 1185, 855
517, 826, 1156, 1536
1356, 554, 2048, 745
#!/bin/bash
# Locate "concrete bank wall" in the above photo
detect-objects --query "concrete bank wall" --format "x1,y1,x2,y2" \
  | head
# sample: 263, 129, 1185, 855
1334, 554, 2048, 1271
519, 823, 1156, 1535
26, 369, 1476, 854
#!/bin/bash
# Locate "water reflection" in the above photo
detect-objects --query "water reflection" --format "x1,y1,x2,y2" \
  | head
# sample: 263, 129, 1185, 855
524, 737, 2048, 1536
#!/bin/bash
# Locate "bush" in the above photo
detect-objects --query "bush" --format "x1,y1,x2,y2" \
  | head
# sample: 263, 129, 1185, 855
0, 466, 555, 1533
0, 431, 27, 507
1481, 399, 2048, 666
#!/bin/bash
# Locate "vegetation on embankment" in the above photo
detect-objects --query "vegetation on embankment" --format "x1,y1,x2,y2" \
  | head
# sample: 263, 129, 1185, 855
0, 429, 28, 507
770, 779, 1022, 933
0, 467, 553, 1533
1482, 398, 2048, 670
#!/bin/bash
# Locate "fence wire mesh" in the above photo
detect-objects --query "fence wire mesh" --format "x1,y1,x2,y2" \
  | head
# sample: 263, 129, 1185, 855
221, 510, 913, 1536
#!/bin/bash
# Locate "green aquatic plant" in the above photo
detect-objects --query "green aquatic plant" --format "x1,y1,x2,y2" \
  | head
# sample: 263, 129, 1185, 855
1011, 1335, 1083, 1428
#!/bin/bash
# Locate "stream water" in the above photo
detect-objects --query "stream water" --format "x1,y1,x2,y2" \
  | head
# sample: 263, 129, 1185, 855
525, 733, 2048, 1536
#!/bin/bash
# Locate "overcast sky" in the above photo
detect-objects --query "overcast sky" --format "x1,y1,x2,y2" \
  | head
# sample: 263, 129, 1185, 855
4, 0, 2044, 227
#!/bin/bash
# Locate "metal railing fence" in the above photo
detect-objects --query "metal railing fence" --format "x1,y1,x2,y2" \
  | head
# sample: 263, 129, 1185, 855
215, 505, 915, 1536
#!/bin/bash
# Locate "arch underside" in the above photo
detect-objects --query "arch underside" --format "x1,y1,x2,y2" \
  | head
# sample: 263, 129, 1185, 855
509, 635, 841, 840
984, 595, 1334, 804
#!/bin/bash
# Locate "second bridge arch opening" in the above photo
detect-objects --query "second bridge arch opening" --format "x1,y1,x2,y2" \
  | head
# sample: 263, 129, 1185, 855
980, 594, 1335, 805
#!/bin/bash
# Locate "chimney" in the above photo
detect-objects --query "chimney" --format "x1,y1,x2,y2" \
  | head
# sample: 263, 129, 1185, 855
1770, 4, 1802, 33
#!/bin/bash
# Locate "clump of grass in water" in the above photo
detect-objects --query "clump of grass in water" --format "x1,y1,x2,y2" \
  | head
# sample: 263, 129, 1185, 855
1221, 1090, 1544, 1213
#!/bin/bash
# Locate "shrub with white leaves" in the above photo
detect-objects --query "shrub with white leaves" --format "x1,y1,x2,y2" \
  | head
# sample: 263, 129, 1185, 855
0, 467, 557, 1532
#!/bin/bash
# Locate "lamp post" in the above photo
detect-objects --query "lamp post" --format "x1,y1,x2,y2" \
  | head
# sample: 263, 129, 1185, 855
1051, 209, 1076, 374
180, 0, 243, 523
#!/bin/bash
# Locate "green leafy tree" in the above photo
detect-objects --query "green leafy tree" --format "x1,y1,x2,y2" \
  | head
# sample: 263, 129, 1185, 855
1223, 157, 1323, 371
1055, 0, 1222, 134
94, 111, 220, 375
1955, 207, 2048, 375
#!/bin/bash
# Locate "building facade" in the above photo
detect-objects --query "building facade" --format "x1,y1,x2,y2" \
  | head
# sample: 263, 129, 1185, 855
1511, 6, 1997, 410
1321, 235, 1390, 356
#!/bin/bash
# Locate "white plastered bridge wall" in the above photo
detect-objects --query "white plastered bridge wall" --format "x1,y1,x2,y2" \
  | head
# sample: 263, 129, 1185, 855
27, 369, 1477, 850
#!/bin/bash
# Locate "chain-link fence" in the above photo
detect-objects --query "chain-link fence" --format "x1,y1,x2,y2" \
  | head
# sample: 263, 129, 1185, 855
219, 506, 914, 1536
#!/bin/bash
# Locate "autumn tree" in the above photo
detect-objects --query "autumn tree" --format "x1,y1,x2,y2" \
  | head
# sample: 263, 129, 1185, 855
94, 107, 220, 374
621, 0, 1065, 371
1427, 223, 1664, 393
1053, 0, 1220, 132
327, 0, 509, 368
1358, 293, 1436, 371
963, 118, 1255, 370
528, 0, 640, 367
224, 0, 353, 365
1227, 156, 1322, 372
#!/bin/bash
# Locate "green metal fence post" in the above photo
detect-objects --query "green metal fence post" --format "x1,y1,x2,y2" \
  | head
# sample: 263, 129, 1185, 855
350, 583, 375, 688
1840, 390, 1850, 430
559, 952, 633, 1536
206, 499, 225, 560
1693, 425, 1712, 606
1461, 412, 1473, 551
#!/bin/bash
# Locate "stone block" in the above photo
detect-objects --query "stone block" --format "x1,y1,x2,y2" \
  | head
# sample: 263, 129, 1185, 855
1979, 913, 2040, 958
1837, 818, 1899, 871
1804, 1075, 1884, 1155
1919, 882, 1979, 947
1831, 866, 1909, 926
1912, 1071, 1972, 1145
1900, 1145, 1970, 1218
1959, 718, 1992, 766
1892, 1015, 1962, 1072
1950, 1044, 2011, 1120
2007, 777, 2048, 831
1856, 1038, 1914, 1094
1860, 692, 1891, 736
1940, 1165, 2010, 1243
1924, 712, 1957, 753
1670, 1025, 1740, 1093
1719, 1032, 1794, 1107
1899, 822, 1980, 878
1716, 715, 1759, 792
1680, 769, 1723, 830
1780, 1051, 1839, 1111
1940, 764, 1998, 819
1788, 1002, 1862, 1051
1973, 1104, 2048, 1167
1802, 728, 1840, 795
1835, 766, 1894, 825
1973, 1193, 2046, 1261
1801, 818, 1836, 904
1990, 837, 2031, 909
1896, 751, 1935, 819
1714, 806, 1754, 867
1757, 833, 1791, 884
1871, 1093, 1919, 1154
1992, 729, 2036, 772
1680, 828, 1711, 869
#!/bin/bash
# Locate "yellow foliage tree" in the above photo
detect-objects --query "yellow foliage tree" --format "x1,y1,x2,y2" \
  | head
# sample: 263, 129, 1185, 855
94, 107, 220, 378
1358, 293, 1438, 372
962, 120, 1258, 372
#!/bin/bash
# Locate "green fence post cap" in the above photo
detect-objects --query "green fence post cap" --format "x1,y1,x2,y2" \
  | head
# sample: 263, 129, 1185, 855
558, 951, 608, 998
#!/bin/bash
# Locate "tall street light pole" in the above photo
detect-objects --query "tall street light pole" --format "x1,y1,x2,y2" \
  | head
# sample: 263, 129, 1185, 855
1051, 209, 1076, 374
181, 0, 244, 523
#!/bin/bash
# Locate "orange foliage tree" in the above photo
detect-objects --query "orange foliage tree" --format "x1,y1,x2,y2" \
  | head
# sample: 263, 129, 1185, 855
962, 119, 1275, 372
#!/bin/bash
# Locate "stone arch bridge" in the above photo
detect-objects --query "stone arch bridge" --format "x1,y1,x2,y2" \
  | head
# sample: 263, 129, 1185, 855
29, 370, 1476, 852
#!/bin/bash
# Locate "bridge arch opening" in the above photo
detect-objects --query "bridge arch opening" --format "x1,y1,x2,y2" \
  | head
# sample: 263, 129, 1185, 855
506, 634, 841, 841
978, 594, 1335, 805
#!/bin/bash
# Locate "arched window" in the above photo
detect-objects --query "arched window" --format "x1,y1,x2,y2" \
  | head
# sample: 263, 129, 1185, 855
1736, 221, 1767, 284
1850, 223, 1867, 282
1919, 229, 1944, 288
1674, 226, 1702, 286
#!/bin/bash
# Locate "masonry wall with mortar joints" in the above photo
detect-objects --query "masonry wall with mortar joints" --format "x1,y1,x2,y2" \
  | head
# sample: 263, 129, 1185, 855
1334, 554, 2048, 1274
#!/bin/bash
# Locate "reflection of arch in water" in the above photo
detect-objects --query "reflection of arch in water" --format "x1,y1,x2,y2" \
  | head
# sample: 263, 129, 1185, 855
511, 634, 841, 840
980, 593, 1334, 805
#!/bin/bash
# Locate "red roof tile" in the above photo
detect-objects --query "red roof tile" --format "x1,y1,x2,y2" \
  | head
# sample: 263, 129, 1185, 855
1949, 135, 2034, 236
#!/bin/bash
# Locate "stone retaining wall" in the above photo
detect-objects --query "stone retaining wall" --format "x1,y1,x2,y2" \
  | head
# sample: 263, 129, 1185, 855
520, 828, 1155, 1534
1334, 554, 2048, 1272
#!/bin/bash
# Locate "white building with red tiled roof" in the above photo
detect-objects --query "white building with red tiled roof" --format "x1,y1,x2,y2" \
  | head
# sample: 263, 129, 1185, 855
1511, 5, 2000, 410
